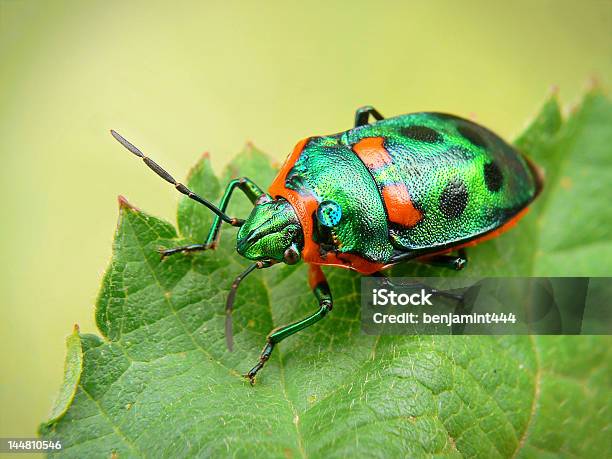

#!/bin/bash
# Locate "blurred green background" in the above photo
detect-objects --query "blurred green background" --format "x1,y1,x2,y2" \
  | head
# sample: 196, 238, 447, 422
0, 0, 610, 444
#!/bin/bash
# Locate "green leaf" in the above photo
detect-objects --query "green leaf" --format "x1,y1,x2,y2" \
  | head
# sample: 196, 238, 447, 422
43, 325, 83, 426
41, 92, 611, 458
177, 152, 220, 242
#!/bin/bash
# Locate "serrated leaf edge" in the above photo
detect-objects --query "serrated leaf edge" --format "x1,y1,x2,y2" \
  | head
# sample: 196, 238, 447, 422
40, 325, 83, 429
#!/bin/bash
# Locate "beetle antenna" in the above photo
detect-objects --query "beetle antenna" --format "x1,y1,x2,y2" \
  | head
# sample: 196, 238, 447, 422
225, 263, 259, 351
110, 130, 243, 227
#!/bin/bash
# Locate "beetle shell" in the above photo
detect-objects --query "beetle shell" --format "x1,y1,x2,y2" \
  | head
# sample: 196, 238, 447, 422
268, 113, 542, 274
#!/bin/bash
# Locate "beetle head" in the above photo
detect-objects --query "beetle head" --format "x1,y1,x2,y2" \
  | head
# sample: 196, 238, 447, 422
236, 197, 303, 264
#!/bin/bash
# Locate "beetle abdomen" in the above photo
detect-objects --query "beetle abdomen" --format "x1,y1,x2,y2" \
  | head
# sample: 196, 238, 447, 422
341, 112, 541, 255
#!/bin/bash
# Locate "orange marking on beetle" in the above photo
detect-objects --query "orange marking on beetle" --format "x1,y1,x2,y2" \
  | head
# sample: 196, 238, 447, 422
352, 137, 392, 169
381, 184, 423, 228
269, 137, 385, 275
465, 206, 530, 247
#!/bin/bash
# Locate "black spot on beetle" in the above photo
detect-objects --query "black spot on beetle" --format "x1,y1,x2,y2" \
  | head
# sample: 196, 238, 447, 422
401, 125, 442, 143
458, 125, 487, 148
483, 161, 503, 192
440, 179, 468, 219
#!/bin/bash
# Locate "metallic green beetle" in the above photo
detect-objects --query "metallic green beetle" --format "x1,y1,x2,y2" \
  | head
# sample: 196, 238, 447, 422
111, 106, 542, 383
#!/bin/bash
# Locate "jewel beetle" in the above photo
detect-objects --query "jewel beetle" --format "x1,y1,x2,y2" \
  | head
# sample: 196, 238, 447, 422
111, 105, 543, 383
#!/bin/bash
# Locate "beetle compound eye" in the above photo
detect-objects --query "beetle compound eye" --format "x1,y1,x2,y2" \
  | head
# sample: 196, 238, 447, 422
316, 200, 342, 227
283, 245, 300, 265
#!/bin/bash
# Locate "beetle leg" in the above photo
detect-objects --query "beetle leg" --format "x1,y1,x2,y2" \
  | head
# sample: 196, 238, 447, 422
419, 248, 468, 271
204, 178, 267, 248
244, 264, 332, 385
160, 177, 268, 258
354, 105, 385, 127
